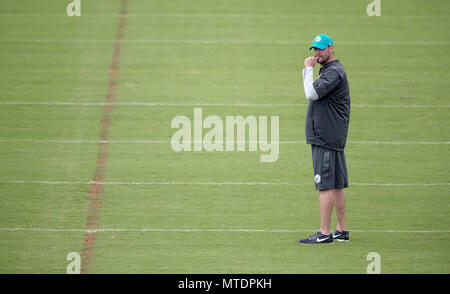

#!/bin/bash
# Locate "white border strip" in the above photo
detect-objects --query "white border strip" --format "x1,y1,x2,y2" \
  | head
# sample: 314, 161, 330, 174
0, 101, 449, 108
0, 179, 448, 187
0, 227, 448, 233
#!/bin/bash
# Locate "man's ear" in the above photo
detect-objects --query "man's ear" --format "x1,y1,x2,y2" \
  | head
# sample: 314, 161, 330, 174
329, 45, 335, 55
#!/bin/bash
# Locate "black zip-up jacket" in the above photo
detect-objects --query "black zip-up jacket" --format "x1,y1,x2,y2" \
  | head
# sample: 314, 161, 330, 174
305, 60, 350, 151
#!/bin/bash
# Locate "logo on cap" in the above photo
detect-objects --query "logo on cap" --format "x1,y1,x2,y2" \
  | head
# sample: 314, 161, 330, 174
314, 36, 321, 42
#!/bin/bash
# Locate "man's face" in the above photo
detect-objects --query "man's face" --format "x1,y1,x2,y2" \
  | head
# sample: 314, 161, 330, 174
314, 46, 333, 65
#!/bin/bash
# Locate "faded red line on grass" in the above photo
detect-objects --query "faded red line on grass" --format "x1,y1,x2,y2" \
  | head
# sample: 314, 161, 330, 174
81, 0, 128, 274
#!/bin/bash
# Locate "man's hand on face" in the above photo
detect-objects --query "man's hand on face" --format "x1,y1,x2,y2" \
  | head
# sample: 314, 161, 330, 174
304, 56, 317, 68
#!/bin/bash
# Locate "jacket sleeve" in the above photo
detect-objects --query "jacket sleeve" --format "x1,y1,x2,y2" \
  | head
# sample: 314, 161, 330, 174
312, 68, 342, 98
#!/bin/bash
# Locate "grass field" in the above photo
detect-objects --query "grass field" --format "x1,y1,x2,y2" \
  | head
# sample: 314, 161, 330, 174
0, 0, 449, 274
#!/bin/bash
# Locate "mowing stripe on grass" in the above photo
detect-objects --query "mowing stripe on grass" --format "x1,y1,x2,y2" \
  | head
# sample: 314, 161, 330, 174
80, 0, 128, 275
1, 101, 449, 108
0, 228, 449, 234
1, 179, 448, 187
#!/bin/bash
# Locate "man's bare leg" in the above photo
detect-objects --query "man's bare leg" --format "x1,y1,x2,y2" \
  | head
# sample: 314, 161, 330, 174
334, 188, 346, 232
319, 189, 335, 235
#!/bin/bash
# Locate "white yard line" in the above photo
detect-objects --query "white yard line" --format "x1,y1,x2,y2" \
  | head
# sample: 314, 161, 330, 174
1, 39, 449, 46
346, 141, 450, 145
0, 179, 448, 187
0, 227, 448, 234
0, 138, 168, 144
1, 13, 445, 19
0, 101, 449, 108
0, 138, 448, 145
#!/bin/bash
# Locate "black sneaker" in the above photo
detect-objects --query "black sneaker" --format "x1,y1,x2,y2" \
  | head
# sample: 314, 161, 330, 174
332, 229, 349, 242
299, 231, 333, 244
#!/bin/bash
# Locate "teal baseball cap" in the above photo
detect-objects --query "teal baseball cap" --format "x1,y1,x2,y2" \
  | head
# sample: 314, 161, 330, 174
309, 34, 334, 50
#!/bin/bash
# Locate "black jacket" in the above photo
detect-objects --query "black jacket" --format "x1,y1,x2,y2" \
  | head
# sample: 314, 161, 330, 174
305, 60, 350, 151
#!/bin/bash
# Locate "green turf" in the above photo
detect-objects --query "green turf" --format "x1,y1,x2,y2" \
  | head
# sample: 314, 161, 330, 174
0, 0, 449, 273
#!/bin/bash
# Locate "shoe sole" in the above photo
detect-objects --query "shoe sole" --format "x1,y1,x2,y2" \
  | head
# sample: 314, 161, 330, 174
334, 239, 349, 242
299, 242, 334, 245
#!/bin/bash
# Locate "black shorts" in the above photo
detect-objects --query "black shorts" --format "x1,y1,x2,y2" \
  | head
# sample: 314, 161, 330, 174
311, 144, 348, 191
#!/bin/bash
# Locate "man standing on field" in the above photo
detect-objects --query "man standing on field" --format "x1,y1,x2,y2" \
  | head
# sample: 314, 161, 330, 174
299, 34, 351, 244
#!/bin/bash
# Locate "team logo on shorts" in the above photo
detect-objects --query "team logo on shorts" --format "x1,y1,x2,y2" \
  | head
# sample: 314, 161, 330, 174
314, 174, 321, 184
